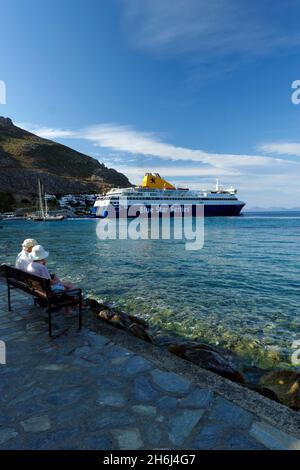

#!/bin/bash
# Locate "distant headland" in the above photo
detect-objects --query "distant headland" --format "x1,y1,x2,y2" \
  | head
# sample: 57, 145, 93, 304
0, 116, 131, 210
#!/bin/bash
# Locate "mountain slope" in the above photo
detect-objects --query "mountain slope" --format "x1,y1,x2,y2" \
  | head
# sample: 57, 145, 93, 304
0, 116, 131, 197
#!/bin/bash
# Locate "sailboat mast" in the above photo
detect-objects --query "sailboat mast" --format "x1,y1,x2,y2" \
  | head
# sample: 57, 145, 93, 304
44, 193, 48, 218
38, 179, 45, 219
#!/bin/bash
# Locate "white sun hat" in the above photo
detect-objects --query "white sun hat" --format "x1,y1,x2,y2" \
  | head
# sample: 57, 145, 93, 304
22, 238, 38, 249
30, 245, 49, 261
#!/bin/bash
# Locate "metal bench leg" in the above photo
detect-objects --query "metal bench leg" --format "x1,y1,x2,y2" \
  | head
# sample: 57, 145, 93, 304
47, 306, 52, 337
7, 283, 12, 312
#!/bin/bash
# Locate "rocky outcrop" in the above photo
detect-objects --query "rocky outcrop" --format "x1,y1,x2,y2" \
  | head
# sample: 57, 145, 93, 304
259, 370, 300, 410
0, 117, 13, 127
87, 298, 153, 343
0, 116, 131, 197
168, 342, 245, 384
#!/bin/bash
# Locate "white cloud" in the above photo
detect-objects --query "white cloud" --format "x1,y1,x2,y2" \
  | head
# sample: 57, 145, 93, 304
258, 141, 300, 157
16, 123, 75, 139
18, 120, 300, 207
20, 121, 299, 177
34, 128, 76, 139
79, 123, 291, 174
0, 80, 6, 104
119, 0, 300, 60
110, 165, 238, 181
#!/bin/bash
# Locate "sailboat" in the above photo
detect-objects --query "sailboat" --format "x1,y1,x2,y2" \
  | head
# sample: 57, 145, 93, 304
29, 180, 64, 221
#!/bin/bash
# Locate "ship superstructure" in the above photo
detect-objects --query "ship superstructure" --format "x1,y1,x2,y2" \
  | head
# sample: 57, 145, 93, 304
92, 173, 245, 217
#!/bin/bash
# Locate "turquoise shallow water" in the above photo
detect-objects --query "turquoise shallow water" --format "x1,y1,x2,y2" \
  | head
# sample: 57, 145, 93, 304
0, 212, 299, 369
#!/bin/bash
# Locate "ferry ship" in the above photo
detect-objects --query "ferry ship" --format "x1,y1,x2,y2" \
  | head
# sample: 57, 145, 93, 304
92, 173, 245, 217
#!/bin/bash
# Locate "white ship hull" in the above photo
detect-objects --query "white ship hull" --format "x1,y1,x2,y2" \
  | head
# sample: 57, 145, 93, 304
92, 173, 246, 218
92, 199, 245, 218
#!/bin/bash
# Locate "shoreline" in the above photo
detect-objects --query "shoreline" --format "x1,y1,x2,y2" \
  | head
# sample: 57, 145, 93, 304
85, 308, 300, 440
87, 297, 300, 412
2, 208, 300, 219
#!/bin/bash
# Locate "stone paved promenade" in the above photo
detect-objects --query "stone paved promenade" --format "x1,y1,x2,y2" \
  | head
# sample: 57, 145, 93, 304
0, 282, 300, 450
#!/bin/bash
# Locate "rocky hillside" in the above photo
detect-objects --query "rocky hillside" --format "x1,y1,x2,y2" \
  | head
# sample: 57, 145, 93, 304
0, 117, 131, 199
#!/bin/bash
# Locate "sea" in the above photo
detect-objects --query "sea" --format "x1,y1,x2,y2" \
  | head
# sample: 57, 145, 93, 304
1, 211, 299, 371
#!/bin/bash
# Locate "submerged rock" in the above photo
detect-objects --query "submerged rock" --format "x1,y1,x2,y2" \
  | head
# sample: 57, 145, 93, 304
87, 298, 108, 313
129, 323, 153, 343
87, 297, 149, 328
167, 344, 187, 357
259, 370, 300, 410
247, 384, 280, 403
87, 297, 152, 342
97, 310, 125, 329
168, 342, 216, 357
242, 366, 266, 385
168, 342, 245, 384
98, 309, 114, 320
124, 313, 149, 329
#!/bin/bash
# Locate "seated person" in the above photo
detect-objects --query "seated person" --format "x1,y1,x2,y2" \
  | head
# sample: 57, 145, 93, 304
27, 245, 74, 292
15, 239, 38, 271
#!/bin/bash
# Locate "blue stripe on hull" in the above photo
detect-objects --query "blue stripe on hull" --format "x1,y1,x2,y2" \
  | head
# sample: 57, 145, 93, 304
203, 204, 245, 217
95, 203, 245, 218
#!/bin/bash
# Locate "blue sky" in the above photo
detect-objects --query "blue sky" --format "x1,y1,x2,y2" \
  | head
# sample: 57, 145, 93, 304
1, 0, 300, 207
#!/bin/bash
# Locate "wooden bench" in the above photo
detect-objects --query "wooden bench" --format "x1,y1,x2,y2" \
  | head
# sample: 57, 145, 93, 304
2, 264, 82, 337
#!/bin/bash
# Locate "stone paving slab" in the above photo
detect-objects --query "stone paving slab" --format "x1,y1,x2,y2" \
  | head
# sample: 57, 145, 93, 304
0, 283, 300, 450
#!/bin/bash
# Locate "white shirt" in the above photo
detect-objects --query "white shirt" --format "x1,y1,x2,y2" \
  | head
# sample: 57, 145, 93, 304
15, 250, 32, 271
27, 261, 51, 280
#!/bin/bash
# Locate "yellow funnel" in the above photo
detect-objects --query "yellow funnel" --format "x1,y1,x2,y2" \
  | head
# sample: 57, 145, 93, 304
141, 173, 175, 189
